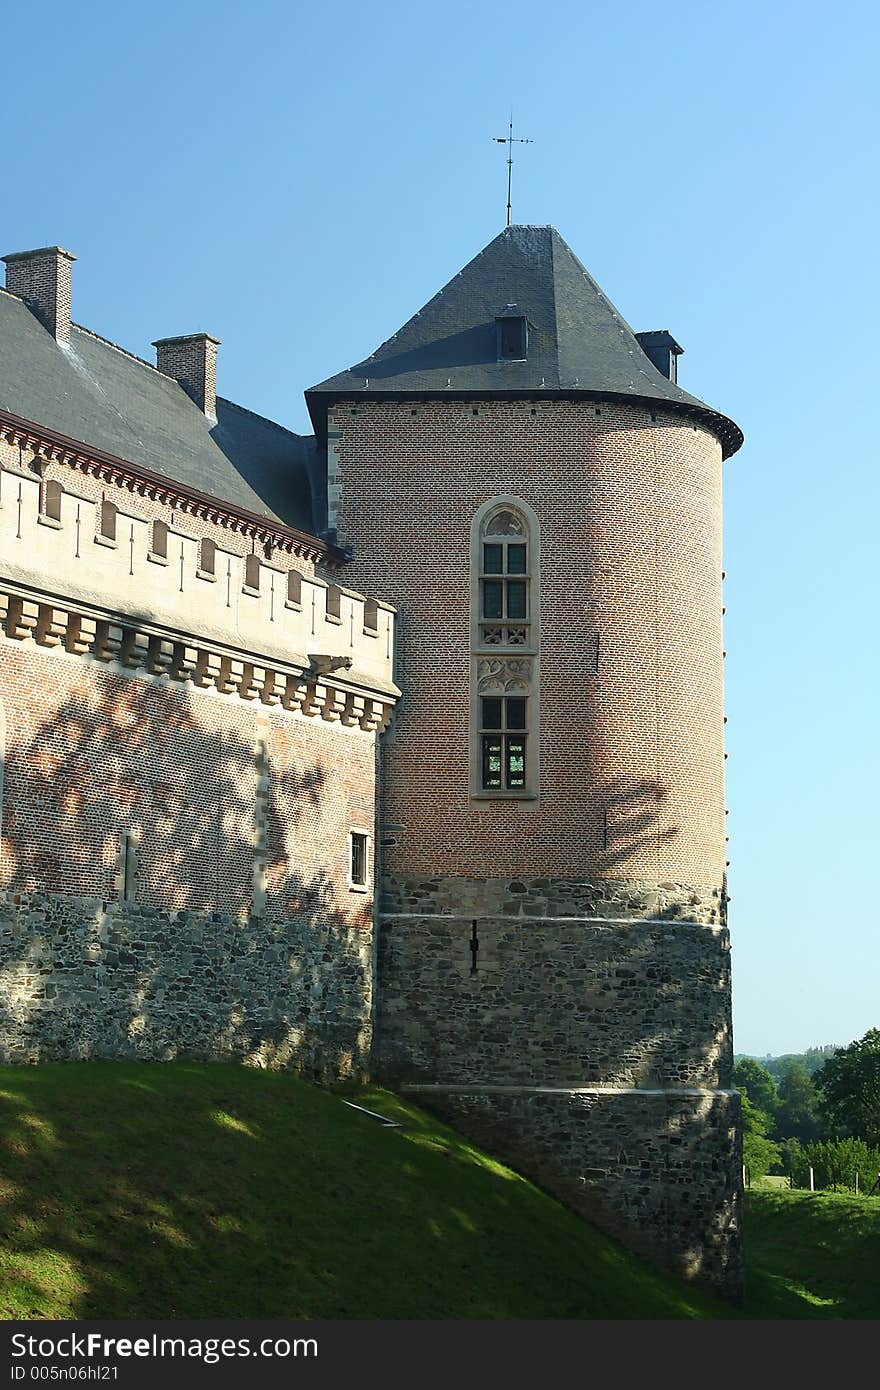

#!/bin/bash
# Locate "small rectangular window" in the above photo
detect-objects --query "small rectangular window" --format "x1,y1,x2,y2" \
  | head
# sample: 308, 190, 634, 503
499, 317, 527, 359
350, 831, 369, 889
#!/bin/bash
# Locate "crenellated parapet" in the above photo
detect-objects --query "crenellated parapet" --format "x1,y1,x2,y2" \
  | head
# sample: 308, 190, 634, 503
0, 462, 398, 728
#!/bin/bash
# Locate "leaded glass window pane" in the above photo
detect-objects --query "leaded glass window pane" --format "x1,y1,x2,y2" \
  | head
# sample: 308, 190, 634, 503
505, 697, 526, 730
482, 580, 503, 619
507, 581, 527, 620
481, 697, 503, 729
507, 544, 527, 574
481, 736, 503, 789
483, 543, 504, 574
506, 738, 526, 789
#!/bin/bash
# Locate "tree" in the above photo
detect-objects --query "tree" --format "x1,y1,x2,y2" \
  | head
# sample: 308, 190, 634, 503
775, 1061, 820, 1143
741, 1096, 781, 1179
815, 1029, 880, 1146
788, 1139, 880, 1193
733, 1058, 779, 1117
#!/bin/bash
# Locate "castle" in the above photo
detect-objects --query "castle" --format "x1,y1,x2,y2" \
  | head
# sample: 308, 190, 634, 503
0, 227, 744, 1299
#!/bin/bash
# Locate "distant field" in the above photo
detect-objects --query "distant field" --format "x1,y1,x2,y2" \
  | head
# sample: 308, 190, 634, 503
1, 1063, 877, 1320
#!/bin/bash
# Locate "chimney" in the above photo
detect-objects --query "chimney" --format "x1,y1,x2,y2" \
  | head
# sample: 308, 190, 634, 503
635, 330, 684, 383
153, 333, 220, 421
2, 246, 76, 345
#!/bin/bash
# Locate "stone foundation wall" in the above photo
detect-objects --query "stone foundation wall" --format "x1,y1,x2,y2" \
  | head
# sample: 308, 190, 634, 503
0, 892, 373, 1082
377, 913, 732, 1088
381, 872, 725, 925
409, 1085, 743, 1302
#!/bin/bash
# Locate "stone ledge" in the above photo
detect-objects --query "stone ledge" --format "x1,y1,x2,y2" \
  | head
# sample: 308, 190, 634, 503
0, 585, 395, 731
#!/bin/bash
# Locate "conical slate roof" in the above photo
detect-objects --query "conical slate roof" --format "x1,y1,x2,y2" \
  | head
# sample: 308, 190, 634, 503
307, 225, 742, 458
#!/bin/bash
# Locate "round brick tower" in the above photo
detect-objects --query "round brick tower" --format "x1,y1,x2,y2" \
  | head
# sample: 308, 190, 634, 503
307, 225, 745, 1300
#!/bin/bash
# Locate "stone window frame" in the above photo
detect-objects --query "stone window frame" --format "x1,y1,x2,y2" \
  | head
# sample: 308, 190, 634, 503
95, 498, 118, 548
243, 552, 261, 595
148, 519, 169, 566
469, 495, 540, 802
348, 827, 371, 893
37, 478, 64, 529
197, 536, 217, 581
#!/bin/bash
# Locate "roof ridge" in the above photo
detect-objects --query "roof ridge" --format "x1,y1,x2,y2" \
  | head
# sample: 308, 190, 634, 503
71, 321, 162, 373
547, 226, 561, 389
71, 324, 303, 440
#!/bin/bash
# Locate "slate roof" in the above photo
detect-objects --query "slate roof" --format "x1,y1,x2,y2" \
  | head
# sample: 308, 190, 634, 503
0, 288, 318, 532
307, 225, 743, 458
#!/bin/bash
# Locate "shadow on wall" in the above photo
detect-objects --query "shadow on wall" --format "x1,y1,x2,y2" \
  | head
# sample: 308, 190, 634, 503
0, 686, 373, 1082
597, 777, 681, 890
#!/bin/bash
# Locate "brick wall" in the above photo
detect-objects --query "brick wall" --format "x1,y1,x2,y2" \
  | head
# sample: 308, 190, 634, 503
0, 642, 376, 920
0, 638, 378, 1075
329, 397, 725, 888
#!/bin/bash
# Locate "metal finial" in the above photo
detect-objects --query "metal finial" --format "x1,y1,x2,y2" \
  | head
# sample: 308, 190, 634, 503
493, 115, 534, 227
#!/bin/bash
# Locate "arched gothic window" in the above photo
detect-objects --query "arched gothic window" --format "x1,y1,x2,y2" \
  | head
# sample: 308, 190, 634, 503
470, 497, 540, 799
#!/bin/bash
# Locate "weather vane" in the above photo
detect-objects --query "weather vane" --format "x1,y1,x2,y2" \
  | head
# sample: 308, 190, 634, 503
494, 116, 534, 227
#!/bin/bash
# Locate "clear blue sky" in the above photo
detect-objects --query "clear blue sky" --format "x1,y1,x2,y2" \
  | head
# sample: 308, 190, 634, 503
5, 1, 877, 1055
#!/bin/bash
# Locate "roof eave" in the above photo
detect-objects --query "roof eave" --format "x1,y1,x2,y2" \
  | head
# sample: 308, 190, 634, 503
0, 405, 349, 560
304, 385, 743, 460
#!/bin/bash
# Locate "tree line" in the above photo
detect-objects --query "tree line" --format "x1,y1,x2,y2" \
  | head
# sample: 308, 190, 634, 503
734, 1028, 880, 1193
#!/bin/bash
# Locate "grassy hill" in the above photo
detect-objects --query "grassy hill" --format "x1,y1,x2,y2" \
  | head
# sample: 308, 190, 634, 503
1, 1062, 878, 1320
742, 1189, 880, 1318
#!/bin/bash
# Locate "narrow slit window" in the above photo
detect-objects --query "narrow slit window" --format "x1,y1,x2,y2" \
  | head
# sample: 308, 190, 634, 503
119, 831, 138, 901
350, 831, 369, 889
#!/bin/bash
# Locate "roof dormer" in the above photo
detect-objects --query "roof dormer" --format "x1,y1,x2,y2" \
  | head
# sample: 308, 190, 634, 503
495, 304, 528, 362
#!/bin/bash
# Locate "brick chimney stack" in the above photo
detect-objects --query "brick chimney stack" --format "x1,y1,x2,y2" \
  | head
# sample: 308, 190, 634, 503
153, 333, 221, 422
2, 246, 76, 346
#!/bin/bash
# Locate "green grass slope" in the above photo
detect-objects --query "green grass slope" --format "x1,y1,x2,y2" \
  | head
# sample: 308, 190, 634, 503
742, 1190, 880, 1318
0, 1062, 723, 1320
